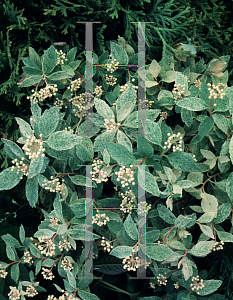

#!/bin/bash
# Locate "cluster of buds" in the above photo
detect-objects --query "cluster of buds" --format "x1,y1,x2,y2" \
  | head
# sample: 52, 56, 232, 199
37, 235, 56, 256
183, 75, 190, 83
42, 176, 66, 197
93, 85, 103, 97
172, 83, 186, 102
192, 154, 197, 162
163, 132, 183, 152
207, 82, 227, 104
48, 291, 81, 300
22, 251, 33, 264
157, 273, 168, 286
120, 81, 138, 94
25, 285, 38, 297
190, 275, 205, 294
104, 114, 121, 133
22, 134, 45, 161
61, 257, 73, 271
115, 165, 135, 188
27, 85, 58, 104
41, 267, 55, 280
92, 210, 110, 226
105, 74, 117, 86
67, 78, 82, 94
174, 282, 179, 289
70, 92, 94, 118
54, 97, 64, 109
50, 217, 59, 226
160, 111, 168, 122
194, 78, 202, 89
90, 159, 109, 184
58, 237, 71, 251
149, 282, 156, 289
118, 189, 137, 214
212, 241, 224, 251
122, 249, 139, 271
107, 56, 119, 73
100, 237, 114, 252
138, 202, 152, 215
8, 287, 21, 300
10, 157, 29, 178
55, 49, 68, 65
63, 126, 74, 133
138, 98, 154, 109
0, 269, 8, 279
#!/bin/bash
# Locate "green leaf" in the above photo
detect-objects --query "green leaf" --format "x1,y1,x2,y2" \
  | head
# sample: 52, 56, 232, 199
22, 66, 42, 76
212, 113, 229, 133
2, 138, 25, 160
75, 137, 93, 162
38, 106, 60, 139
68, 228, 100, 241
189, 241, 215, 257
138, 168, 160, 197
6, 245, 16, 261
47, 71, 72, 80
19, 75, 43, 88
144, 119, 162, 146
15, 117, 34, 138
110, 41, 128, 65
19, 224, 25, 244
42, 45, 58, 74
201, 192, 218, 216
29, 47, 42, 69
197, 280, 222, 296
0, 167, 22, 191
66, 47, 77, 64
198, 223, 214, 239
27, 155, 45, 179
137, 136, 154, 159
197, 212, 215, 223
124, 215, 137, 240
78, 290, 101, 300
216, 230, 233, 242
117, 101, 135, 123
176, 97, 209, 111
94, 98, 113, 120
145, 243, 175, 261
2, 234, 22, 248
11, 263, 19, 283
54, 194, 63, 223
197, 117, 215, 140
175, 214, 196, 229
66, 269, 76, 288
45, 131, 83, 151
106, 142, 135, 167
116, 84, 137, 112
68, 60, 82, 71
149, 59, 161, 78
69, 175, 97, 188
226, 172, 233, 201
25, 176, 39, 207
123, 111, 138, 128
157, 204, 176, 224
117, 130, 133, 153
110, 246, 133, 259
181, 108, 193, 127
167, 151, 201, 172
213, 203, 231, 224
93, 256, 125, 275
200, 149, 215, 160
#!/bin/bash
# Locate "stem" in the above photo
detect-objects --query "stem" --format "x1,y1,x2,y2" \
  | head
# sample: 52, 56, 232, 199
164, 226, 175, 244
75, 112, 84, 135
201, 173, 220, 192
5, 261, 21, 269
209, 97, 215, 119
212, 222, 216, 241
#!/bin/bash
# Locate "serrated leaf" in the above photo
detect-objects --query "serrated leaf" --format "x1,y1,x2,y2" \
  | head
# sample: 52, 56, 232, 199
110, 41, 128, 65
167, 151, 201, 172
15, 117, 34, 138
45, 131, 82, 151
42, 45, 58, 74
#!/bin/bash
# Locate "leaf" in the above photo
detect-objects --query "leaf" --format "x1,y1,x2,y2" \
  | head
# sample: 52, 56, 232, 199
68, 228, 100, 241
69, 175, 97, 188
200, 149, 215, 160
198, 223, 214, 239
229, 135, 233, 165
66, 47, 77, 64
19, 224, 25, 245
137, 136, 154, 159
167, 151, 201, 172
144, 118, 162, 146
22, 66, 42, 76
11, 263, 19, 283
42, 45, 58, 74
78, 290, 101, 300
2, 234, 22, 248
45, 131, 83, 151
1, 138, 25, 160
68, 60, 82, 71
138, 169, 160, 197
117, 130, 133, 153
110, 41, 128, 65
157, 204, 176, 224
212, 113, 229, 133
197, 280, 222, 296
181, 107, 193, 127
197, 212, 215, 223
66, 269, 76, 288
75, 137, 94, 162
216, 230, 233, 242
213, 203, 231, 224
26, 175, 39, 208
189, 241, 215, 257
110, 246, 133, 259
116, 84, 137, 113
106, 142, 135, 167
117, 101, 135, 123
6, 245, 16, 261
94, 255, 126, 275
15, 117, 34, 138
149, 59, 161, 78
0, 167, 22, 191
54, 193, 63, 223
19, 75, 43, 88
226, 172, 233, 201
176, 97, 209, 111
94, 98, 114, 120
145, 244, 175, 261
175, 214, 196, 229
29, 47, 42, 69
124, 214, 138, 240
200, 192, 218, 216
27, 155, 45, 179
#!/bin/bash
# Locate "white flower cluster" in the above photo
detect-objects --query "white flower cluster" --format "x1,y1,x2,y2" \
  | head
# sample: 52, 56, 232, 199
54, 97, 64, 109
50, 217, 59, 226
22, 133, 45, 161
163, 132, 183, 152
37, 236, 56, 256
10, 157, 29, 178
122, 250, 139, 271
22, 251, 33, 264
104, 114, 120, 133
42, 176, 66, 197
120, 80, 138, 94
92, 210, 110, 226
48, 291, 81, 300
41, 267, 55, 280
70, 92, 94, 118
61, 257, 73, 271
93, 85, 103, 97
58, 237, 71, 251
172, 83, 186, 102
207, 82, 227, 105
100, 237, 113, 252
194, 78, 202, 89
8, 286, 21, 300
107, 56, 119, 73
55, 49, 68, 65
160, 111, 168, 122
25, 285, 38, 297
149, 282, 156, 289
62, 126, 74, 133
190, 275, 205, 294
67, 78, 82, 94
0, 269, 8, 278
138, 98, 154, 109
118, 189, 136, 214
157, 273, 168, 286
115, 165, 135, 188
90, 159, 108, 184
105, 74, 117, 86
212, 240, 224, 251
138, 202, 152, 215
27, 85, 58, 104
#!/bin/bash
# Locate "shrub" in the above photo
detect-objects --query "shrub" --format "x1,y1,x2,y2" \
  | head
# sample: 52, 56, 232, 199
0, 36, 232, 299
